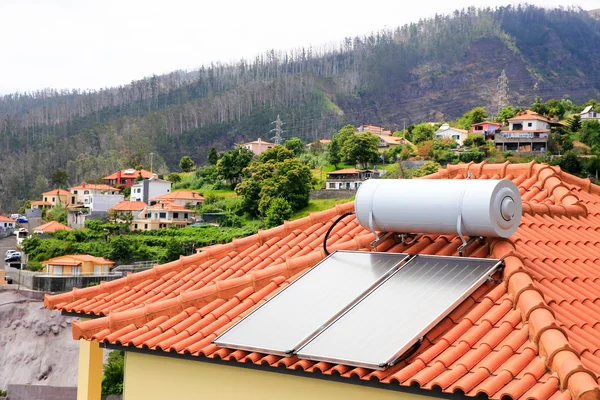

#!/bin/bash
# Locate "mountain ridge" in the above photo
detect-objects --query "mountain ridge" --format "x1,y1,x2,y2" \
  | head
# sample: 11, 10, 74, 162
0, 5, 599, 211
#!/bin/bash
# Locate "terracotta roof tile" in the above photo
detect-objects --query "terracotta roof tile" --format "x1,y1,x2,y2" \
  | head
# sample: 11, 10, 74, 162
47, 161, 600, 399
34, 221, 73, 232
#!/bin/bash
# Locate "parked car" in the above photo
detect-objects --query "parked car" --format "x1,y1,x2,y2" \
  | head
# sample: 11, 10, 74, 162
5, 252, 22, 262
5, 250, 18, 257
10, 213, 21, 220
16, 216, 28, 223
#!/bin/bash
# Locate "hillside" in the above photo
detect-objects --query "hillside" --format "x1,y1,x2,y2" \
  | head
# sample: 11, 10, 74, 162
0, 5, 599, 211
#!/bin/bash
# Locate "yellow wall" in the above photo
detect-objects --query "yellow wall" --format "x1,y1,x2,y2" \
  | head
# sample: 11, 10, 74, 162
124, 352, 435, 400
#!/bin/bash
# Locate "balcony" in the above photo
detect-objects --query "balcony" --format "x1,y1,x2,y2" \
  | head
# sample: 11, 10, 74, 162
495, 132, 548, 142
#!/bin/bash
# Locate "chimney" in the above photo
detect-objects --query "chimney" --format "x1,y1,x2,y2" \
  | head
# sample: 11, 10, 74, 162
258, 138, 262, 145
82, 182, 86, 188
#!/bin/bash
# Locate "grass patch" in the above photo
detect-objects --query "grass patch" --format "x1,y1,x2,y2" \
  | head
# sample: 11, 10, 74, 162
290, 198, 354, 220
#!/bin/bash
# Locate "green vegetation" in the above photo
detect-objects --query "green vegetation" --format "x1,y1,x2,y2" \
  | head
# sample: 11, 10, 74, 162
289, 198, 354, 220
102, 351, 124, 395
179, 155, 195, 172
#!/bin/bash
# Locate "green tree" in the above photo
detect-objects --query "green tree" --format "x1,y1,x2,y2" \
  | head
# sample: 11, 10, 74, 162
216, 147, 254, 186
259, 145, 295, 163
167, 172, 182, 183
559, 151, 582, 174
179, 156, 195, 172
327, 139, 341, 168
531, 96, 548, 115
108, 236, 131, 262
264, 198, 293, 228
545, 98, 565, 119
341, 132, 379, 168
568, 114, 581, 132
51, 169, 68, 188
410, 123, 436, 143
580, 121, 600, 147
457, 107, 488, 129
412, 161, 442, 177
102, 351, 124, 395
497, 106, 516, 123
283, 137, 305, 155
208, 147, 219, 165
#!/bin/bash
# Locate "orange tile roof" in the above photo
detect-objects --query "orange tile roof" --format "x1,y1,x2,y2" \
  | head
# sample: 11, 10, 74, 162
327, 168, 364, 175
147, 201, 191, 212
45, 161, 600, 400
103, 169, 154, 181
508, 111, 551, 123
31, 201, 53, 206
42, 189, 71, 196
110, 201, 147, 211
0, 216, 15, 222
152, 190, 205, 202
43, 254, 114, 265
68, 183, 121, 191
34, 221, 73, 233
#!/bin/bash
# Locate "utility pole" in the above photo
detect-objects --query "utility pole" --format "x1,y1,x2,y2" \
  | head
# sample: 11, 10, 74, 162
149, 152, 154, 173
496, 70, 509, 117
270, 114, 285, 145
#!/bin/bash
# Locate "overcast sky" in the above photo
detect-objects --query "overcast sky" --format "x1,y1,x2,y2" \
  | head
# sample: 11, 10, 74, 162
0, 0, 597, 94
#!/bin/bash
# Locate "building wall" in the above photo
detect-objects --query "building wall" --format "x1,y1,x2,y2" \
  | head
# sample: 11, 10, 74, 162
123, 352, 434, 400
509, 119, 549, 131
581, 111, 600, 121
89, 194, 125, 212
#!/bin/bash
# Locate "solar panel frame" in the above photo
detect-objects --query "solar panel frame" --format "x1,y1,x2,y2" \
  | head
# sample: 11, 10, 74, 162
296, 255, 502, 370
213, 251, 411, 356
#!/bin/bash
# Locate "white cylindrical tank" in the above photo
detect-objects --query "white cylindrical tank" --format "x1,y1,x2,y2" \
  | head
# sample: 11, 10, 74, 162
355, 179, 521, 238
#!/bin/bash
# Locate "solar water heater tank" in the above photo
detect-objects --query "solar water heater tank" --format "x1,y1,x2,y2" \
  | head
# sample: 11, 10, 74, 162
355, 179, 521, 238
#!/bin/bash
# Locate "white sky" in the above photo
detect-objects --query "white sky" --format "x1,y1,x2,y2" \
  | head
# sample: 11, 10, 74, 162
0, 0, 597, 94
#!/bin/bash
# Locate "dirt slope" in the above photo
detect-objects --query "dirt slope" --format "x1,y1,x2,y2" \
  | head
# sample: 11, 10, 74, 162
0, 290, 79, 390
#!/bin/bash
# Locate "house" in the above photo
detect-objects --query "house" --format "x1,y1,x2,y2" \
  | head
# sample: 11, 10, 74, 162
580, 105, 600, 122
243, 138, 274, 155
325, 168, 380, 190
471, 121, 502, 140
103, 169, 154, 187
434, 124, 469, 146
68, 183, 121, 205
130, 175, 172, 204
33, 221, 72, 234
30, 201, 53, 210
109, 201, 148, 219
305, 139, 332, 148
495, 110, 552, 153
356, 124, 394, 136
0, 216, 16, 231
150, 190, 204, 208
42, 254, 114, 276
45, 161, 600, 400
40, 189, 77, 208
131, 201, 195, 231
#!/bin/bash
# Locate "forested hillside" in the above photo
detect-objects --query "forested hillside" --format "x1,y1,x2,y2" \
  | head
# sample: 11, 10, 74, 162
0, 5, 599, 211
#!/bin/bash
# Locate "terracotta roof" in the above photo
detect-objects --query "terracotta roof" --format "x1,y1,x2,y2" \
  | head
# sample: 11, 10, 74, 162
103, 169, 154, 181
501, 130, 551, 133
34, 221, 73, 233
472, 121, 502, 126
245, 139, 275, 145
0, 216, 15, 222
43, 254, 114, 266
68, 184, 120, 191
147, 201, 192, 212
110, 201, 147, 211
508, 111, 551, 123
327, 168, 365, 175
152, 190, 205, 202
42, 189, 71, 196
45, 161, 600, 400
31, 201, 53, 206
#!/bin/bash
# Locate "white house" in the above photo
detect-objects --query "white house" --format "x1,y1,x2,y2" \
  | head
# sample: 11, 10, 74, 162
434, 124, 469, 146
68, 183, 122, 205
150, 190, 204, 208
131, 175, 172, 205
580, 105, 600, 122
325, 168, 380, 190
0, 216, 16, 231
495, 110, 551, 153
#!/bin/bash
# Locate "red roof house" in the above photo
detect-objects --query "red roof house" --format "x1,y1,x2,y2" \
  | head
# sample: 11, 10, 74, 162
45, 161, 600, 400
103, 169, 154, 187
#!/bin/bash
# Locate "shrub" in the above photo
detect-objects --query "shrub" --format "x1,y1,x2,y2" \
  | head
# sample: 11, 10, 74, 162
102, 351, 124, 395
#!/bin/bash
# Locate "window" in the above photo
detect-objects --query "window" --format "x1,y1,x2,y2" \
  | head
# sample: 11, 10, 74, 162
475, 126, 483, 131
144, 224, 148, 229
73, 190, 78, 194
84, 190, 89, 195
53, 265, 62, 275
184, 213, 188, 219
72, 266, 81, 276
329, 183, 336, 189
94, 266, 102, 275
44, 197, 48, 202
173, 213, 179, 219
134, 224, 138, 229
71, 196, 75, 204
527, 122, 532, 127
159, 212, 166, 219
52, 197, 55, 202
137, 189, 141, 193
